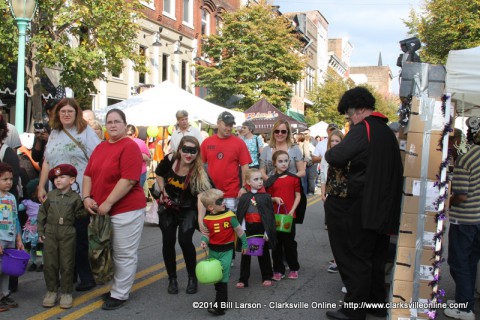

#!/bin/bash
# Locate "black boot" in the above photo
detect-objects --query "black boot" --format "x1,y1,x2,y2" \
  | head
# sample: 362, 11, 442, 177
207, 282, 227, 315
168, 277, 178, 294
186, 276, 198, 294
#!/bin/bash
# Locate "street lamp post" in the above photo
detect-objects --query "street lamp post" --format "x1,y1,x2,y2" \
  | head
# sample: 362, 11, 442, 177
8, 0, 38, 134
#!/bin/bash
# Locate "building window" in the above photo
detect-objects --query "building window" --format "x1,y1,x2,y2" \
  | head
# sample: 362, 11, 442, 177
162, 54, 169, 81
215, 16, 223, 36
111, 68, 122, 79
199, 87, 207, 99
140, 0, 155, 9
183, 0, 192, 25
139, 46, 146, 84
306, 67, 314, 92
201, 9, 210, 36
163, 0, 175, 17
181, 60, 188, 90
107, 98, 123, 106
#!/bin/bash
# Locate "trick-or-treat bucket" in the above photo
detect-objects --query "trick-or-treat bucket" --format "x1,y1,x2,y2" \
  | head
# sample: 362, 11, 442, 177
195, 258, 223, 285
275, 214, 293, 233
246, 237, 265, 256
1, 249, 30, 277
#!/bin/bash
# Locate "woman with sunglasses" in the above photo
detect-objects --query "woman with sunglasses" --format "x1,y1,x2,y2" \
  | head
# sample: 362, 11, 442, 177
154, 136, 211, 295
260, 119, 305, 181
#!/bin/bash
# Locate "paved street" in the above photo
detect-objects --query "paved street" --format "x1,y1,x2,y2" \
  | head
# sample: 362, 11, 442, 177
3, 195, 458, 320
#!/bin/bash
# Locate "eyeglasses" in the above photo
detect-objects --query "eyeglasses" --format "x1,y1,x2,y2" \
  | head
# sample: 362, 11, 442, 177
106, 120, 124, 126
274, 129, 288, 135
60, 110, 75, 115
181, 146, 198, 155
214, 198, 224, 206
345, 109, 356, 117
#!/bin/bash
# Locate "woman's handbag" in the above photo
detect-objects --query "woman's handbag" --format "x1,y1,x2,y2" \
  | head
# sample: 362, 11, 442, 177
88, 215, 113, 284
145, 200, 159, 224
159, 193, 180, 211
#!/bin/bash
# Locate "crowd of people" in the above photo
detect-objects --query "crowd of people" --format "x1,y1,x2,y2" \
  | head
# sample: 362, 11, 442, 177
0, 85, 476, 320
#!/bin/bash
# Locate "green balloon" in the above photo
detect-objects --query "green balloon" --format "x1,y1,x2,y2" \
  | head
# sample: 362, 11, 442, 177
147, 126, 159, 137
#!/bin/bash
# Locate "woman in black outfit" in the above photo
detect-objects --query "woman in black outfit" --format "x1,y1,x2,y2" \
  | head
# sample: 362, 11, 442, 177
155, 136, 211, 294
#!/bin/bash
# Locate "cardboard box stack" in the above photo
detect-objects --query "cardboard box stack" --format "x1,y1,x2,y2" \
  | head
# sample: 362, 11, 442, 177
392, 96, 449, 319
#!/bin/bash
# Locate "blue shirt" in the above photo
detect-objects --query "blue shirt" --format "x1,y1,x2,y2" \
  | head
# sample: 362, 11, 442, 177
0, 192, 21, 242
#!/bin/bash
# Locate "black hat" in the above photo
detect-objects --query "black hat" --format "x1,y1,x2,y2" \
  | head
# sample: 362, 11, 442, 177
327, 123, 338, 130
217, 111, 236, 125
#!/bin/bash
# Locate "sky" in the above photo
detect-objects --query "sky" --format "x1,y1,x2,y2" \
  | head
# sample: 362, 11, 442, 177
272, 0, 424, 94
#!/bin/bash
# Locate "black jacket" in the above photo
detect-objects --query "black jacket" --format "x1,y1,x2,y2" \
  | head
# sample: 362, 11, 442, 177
325, 113, 403, 234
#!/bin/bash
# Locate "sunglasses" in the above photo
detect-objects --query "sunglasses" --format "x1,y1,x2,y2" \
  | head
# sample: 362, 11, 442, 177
274, 129, 288, 135
214, 198, 225, 206
181, 146, 198, 155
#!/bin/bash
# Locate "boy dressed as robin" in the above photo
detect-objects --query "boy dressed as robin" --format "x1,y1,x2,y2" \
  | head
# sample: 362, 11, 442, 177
200, 189, 248, 316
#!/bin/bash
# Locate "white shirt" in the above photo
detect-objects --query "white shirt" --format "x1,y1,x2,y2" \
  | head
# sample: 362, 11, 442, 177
313, 139, 328, 158
169, 125, 203, 152
4, 123, 21, 149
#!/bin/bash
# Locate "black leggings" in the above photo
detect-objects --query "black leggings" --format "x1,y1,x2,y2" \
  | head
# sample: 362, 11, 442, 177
159, 207, 197, 278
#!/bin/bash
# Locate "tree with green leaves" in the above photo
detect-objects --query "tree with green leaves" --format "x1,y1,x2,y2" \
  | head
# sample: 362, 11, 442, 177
195, 0, 306, 110
0, 0, 146, 109
404, 0, 480, 64
307, 70, 398, 128
306, 69, 352, 128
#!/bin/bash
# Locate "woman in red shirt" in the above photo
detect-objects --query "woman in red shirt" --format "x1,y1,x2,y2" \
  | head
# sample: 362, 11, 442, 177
83, 109, 146, 311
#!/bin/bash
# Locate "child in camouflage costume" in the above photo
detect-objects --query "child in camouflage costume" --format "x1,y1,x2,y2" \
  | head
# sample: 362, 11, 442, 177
37, 164, 86, 309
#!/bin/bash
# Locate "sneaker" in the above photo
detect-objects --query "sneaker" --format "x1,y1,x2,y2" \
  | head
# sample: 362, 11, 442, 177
288, 271, 298, 279
341, 286, 347, 294
36, 264, 44, 272
102, 297, 127, 310
0, 300, 9, 312
59, 294, 73, 309
272, 273, 284, 281
42, 291, 59, 308
328, 259, 335, 265
444, 307, 475, 320
27, 263, 37, 272
0, 295, 18, 308
328, 264, 339, 273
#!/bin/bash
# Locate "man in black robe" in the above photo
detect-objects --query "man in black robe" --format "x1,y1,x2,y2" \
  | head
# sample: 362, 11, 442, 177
324, 87, 403, 320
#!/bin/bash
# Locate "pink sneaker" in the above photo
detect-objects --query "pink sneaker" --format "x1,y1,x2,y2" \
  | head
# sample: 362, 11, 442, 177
288, 271, 298, 279
272, 273, 284, 281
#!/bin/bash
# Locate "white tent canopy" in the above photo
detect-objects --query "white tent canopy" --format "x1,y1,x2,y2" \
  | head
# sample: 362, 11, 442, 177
96, 81, 245, 126
309, 121, 329, 137
445, 46, 480, 116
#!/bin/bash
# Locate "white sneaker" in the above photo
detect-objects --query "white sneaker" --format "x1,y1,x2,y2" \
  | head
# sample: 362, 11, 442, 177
444, 307, 475, 320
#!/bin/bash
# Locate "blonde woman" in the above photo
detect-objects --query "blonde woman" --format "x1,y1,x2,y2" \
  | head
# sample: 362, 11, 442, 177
259, 119, 305, 181
155, 136, 211, 295
320, 130, 345, 202
89, 120, 104, 140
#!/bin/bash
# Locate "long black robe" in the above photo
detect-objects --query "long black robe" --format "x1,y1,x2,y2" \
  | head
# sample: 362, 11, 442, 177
325, 112, 403, 234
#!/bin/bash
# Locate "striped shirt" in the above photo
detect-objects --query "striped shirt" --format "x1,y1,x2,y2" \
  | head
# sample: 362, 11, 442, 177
449, 145, 480, 225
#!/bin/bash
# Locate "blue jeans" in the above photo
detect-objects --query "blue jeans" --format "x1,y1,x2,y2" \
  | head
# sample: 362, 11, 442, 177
139, 172, 147, 188
447, 223, 480, 312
